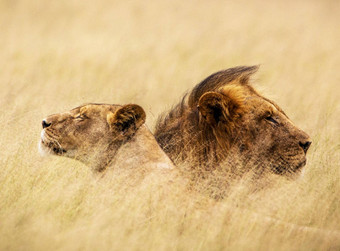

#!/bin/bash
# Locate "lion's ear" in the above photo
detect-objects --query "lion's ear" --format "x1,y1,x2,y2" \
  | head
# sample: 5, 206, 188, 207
107, 104, 146, 138
198, 89, 244, 127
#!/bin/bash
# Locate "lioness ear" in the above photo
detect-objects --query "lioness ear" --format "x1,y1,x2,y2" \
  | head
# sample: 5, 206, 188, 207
107, 104, 146, 138
198, 89, 245, 127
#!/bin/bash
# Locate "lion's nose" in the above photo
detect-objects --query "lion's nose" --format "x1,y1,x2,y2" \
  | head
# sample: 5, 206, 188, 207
42, 120, 51, 129
299, 140, 312, 154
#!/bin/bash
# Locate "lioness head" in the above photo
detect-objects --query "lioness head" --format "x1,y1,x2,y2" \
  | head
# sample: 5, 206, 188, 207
155, 66, 311, 176
39, 103, 173, 172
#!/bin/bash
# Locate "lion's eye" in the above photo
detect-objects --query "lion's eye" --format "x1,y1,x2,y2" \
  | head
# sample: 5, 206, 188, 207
265, 116, 278, 125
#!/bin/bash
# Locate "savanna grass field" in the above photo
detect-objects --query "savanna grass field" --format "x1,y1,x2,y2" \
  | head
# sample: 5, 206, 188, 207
1, 0, 340, 250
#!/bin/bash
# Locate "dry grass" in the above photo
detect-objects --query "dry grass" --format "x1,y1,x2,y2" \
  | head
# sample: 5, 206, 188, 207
0, 0, 340, 250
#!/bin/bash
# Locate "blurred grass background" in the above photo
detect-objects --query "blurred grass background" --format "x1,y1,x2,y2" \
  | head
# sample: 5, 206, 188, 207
0, 0, 339, 250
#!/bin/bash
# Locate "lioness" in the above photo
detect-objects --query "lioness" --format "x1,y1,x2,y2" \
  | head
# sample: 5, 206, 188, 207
39, 103, 174, 172
155, 66, 312, 176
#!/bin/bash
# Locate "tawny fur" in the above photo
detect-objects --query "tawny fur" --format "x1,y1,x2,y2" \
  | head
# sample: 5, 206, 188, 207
39, 103, 174, 173
155, 66, 311, 176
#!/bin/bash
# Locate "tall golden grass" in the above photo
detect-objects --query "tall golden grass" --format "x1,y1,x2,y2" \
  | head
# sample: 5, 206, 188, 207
0, 0, 339, 250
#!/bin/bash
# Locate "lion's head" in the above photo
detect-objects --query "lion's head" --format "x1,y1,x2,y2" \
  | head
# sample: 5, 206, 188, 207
39, 103, 174, 172
155, 66, 311, 176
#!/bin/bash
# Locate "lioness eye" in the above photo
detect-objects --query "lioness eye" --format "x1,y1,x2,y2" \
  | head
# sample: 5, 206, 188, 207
75, 115, 85, 120
265, 116, 278, 125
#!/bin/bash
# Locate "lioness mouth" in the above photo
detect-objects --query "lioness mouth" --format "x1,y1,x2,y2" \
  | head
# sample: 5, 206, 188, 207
52, 146, 67, 155
41, 140, 67, 155
40, 130, 67, 155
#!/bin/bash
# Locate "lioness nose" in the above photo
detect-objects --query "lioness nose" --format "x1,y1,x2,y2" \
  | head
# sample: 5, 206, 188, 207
42, 120, 51, 129
299, 141, 311, 153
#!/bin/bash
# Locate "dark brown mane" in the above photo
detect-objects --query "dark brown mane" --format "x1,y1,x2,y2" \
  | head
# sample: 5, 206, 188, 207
188, 65, 258, 108
155, 65, 311, 179
155, 66, 258, 169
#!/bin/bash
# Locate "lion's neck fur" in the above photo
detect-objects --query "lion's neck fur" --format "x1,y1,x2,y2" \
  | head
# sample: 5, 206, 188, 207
155, 104, 238, 170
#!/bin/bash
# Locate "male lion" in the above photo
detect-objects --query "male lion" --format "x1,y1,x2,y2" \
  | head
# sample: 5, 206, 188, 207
155, 66, 312, 176
39, 103, 174, 172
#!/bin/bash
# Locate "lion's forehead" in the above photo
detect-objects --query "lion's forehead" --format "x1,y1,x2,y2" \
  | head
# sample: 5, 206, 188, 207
245, 95, 287, 117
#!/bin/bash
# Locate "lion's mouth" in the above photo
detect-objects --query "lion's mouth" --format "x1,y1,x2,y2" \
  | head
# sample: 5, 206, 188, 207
295, 159, 307, 171
271, 156, 307, 175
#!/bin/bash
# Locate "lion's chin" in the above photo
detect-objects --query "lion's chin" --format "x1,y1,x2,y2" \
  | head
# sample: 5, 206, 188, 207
271, 158, 307, 177
286, 159, 308, 179
289, 160, 307, 178
295, 159, 307, 171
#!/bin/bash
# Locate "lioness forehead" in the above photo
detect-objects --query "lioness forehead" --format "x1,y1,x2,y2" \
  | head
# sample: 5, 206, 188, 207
70, 103, 121, 114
